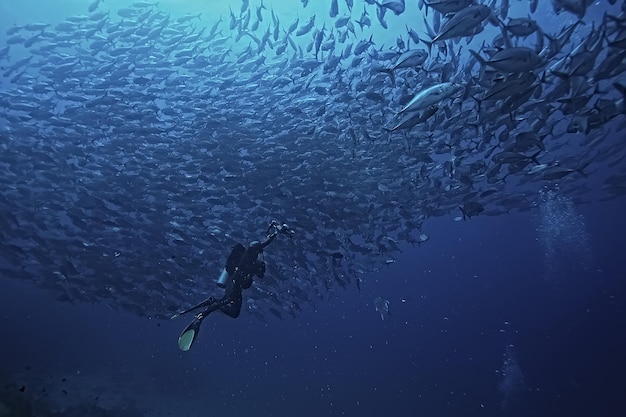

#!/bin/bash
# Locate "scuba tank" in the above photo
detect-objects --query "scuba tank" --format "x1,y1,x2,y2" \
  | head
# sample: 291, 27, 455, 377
216, 268, 229, 288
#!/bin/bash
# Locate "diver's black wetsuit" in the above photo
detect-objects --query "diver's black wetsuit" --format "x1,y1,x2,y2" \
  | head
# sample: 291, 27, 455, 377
197, 231, 278, 319
175, 221, 293, 351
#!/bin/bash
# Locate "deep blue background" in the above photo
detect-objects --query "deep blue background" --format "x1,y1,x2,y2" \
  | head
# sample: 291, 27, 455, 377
1, 197, 624, 417
1, 1, 625, 415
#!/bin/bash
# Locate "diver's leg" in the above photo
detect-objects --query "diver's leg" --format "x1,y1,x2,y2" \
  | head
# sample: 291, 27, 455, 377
197, 300, 221, 319
217, 291, 242, 319
170, 296, 217, 319
177, 299, 220, 351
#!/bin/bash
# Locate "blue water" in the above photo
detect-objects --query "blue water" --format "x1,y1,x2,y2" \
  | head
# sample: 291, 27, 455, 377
2, 199, 624, 416
1, 0, 626, 416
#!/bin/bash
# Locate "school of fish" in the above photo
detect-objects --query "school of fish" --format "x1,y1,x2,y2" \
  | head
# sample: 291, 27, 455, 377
1, 0, 625, 321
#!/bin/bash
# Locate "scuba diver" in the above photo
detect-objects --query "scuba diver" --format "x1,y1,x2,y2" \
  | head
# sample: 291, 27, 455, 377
172, 220, 294, 351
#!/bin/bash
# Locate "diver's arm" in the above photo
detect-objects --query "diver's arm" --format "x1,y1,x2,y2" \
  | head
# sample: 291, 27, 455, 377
261, 221, 294, 248
260, 231, 278, 248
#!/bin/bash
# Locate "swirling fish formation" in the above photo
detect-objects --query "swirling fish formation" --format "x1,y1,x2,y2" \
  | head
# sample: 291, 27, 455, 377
1, 0, 625, 321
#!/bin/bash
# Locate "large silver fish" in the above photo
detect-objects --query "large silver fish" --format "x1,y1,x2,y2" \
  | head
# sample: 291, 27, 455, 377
399, 82, 460, 113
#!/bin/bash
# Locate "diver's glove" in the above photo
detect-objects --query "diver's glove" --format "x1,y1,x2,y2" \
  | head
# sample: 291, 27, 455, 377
266, 220, 278, 234
267, 220, 294, 238
277, 223, 295, 238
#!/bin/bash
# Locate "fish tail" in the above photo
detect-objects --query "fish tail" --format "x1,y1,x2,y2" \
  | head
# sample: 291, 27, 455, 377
551, 70, 571, 80
529, 150, 542, 165
459, 205, 469, 221
467, 122, 481, 135
544, 32, 556, 43
422, 38, 433, 55
577, 161, 592, 177
469, 49, 486, 66
379, 67, 395, 86
470, 94, 483, 111
613, 82, 626, 112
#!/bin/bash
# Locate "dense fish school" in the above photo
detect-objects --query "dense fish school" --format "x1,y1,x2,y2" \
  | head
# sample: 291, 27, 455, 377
1, 0, 625, 321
